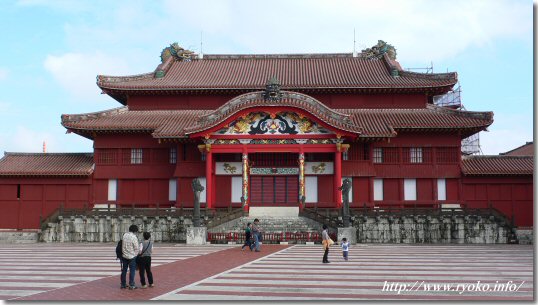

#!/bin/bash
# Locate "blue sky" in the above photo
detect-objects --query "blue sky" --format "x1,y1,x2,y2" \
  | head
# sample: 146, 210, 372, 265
0, 0, 533, 155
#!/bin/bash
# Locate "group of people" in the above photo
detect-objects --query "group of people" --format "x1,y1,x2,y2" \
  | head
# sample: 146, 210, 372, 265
322, 224, 350, 263
240, 220, 349, 262
120, 225, 154, 290
118, 220, 348, 290
241, 218, 262, 252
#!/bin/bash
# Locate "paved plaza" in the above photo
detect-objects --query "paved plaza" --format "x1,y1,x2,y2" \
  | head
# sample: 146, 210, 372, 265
0, 243, 532, 301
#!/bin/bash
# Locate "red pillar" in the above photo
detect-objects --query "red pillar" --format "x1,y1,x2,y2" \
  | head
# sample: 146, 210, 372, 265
334, 149, 342, 208
205, 150, 213, 209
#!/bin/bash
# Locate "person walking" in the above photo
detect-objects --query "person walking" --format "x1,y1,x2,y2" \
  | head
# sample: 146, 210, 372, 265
241, 222, 253, 251
321, 224, 333, 263
252, 219, 262, 252
341, 237, 350, 261
121, 224, 139, 290
138, 232, 154, 288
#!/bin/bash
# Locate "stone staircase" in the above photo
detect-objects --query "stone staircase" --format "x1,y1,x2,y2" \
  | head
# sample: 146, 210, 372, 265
208, 216, 324, 235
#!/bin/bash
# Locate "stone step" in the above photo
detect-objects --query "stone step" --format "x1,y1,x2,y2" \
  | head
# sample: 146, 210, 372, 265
208, 216, 324, 234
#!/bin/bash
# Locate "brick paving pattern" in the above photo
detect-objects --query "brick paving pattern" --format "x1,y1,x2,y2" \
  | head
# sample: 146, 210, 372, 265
1, 243, 234, 300
156, 244, 533, 301
0, 243, 532, 301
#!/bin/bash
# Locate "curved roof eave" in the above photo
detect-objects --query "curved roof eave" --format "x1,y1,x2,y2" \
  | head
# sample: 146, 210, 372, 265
183, 91, 363, 136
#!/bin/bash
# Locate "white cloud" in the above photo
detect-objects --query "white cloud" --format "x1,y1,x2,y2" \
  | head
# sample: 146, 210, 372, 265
164, 0, 531, 63
3, 126, 58, 153
43, 52, 130, 102
478, 113, 533, 155
0, 125, 93, 154
17, 0, 529, 75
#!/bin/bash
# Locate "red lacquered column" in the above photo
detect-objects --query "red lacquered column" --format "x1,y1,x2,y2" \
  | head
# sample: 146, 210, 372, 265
205, 149, 213, 209
334, 149, 342, 208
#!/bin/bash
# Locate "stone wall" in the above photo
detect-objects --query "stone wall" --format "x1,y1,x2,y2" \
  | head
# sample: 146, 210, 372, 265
515, 229, 533, 245
35, 212, 527, 244
0, 231, 39, 244
40, 215, 193, 243
354, 215, 509, 243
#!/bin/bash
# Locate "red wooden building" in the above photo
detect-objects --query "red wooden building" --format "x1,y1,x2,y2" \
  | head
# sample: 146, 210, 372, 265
0, 43, 533, 229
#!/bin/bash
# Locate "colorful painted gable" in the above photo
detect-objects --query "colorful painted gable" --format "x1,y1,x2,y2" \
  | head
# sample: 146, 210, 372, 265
215, 112, 332, 136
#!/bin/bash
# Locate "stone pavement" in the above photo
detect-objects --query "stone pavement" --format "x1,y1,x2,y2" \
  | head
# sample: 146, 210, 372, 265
0, 243, 532, 301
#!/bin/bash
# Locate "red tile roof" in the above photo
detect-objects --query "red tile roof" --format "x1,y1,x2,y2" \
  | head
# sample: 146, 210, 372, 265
341, 105, 493, 138
0, 153, 94, 176
500, 142, 534, 156
62, 93, 492, 140
462, 156, 534, 176
62, 107, 211, 139
97, 53, 457, 103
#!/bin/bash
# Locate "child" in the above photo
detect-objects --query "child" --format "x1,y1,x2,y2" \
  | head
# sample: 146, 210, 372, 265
138, 232, 154, 288
341, 237, 350, 261
241, 222, 252, 251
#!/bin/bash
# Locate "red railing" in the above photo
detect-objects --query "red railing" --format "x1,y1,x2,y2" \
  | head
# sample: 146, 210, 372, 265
207, 231, 337, 244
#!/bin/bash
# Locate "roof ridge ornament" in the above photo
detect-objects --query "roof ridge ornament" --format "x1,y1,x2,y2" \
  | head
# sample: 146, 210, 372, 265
362, 40, 397, 60
263, 77, 283, 102
160, 42, 195, 63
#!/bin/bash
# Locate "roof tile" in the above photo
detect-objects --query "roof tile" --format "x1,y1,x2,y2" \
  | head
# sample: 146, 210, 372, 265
62, 102, 492, 139
0, 153, 94, 176
462, 156, 533, 176
500, 142, 534, 156
97, 55, 457, 93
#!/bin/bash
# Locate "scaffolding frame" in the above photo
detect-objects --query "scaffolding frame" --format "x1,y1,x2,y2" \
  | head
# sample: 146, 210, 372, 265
433, 84, 483, 155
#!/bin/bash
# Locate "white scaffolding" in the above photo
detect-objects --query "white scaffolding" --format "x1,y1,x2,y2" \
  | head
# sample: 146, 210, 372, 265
433, 85, 483, 155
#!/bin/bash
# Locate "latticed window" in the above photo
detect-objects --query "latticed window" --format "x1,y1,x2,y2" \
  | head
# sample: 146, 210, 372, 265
305, 153, 333, 162
131, 148, 143, 164
169, 147, 177, 164
410, 147, 423, 163
422, 147, 432, 163
382, 147, 399, 163
436, 147, 459, 163
96, 149, 117, 164
342, 150, 348, 161
151, 149, 168, 164
373, 148, 383, 163
252, 153, 299, 166
348, 143, 369, 161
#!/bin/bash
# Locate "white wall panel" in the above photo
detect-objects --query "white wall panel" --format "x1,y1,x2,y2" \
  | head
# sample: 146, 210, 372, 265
437, 178, 446, 201
373, 179, 383, 201
404, 179, 417, 201
305, 176, 318, 203
231, 176, 243, 203
108, 179, 117, 201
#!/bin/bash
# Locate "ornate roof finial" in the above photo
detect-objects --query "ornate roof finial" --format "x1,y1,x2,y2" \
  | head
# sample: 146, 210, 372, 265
263, 77, 283, 102
362, 40, 397, 60
160, 42, 195, 63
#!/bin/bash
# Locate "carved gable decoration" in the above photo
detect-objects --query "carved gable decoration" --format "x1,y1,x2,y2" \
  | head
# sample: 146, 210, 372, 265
263, 77, 283, 102
216, 112, 332, 135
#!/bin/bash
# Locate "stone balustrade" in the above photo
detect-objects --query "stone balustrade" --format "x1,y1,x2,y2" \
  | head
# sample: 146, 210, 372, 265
25, 211, 531, 244
40, 215, 193, 243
